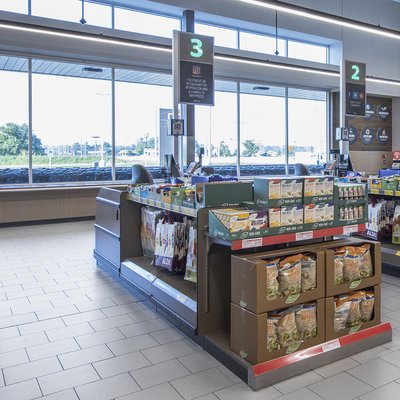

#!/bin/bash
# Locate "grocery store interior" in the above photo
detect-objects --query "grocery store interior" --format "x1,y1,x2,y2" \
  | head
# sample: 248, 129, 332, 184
1, 0, 400, 399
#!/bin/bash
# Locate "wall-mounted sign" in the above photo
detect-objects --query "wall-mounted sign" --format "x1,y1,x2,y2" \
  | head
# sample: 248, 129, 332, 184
173, 30, 214, 106
348, 126, 358, 145
345, 60, 366, 116
377, 127, 390, 145
377, 104, 391, 121
360, 127, 375, 145
365, 102, 375, 119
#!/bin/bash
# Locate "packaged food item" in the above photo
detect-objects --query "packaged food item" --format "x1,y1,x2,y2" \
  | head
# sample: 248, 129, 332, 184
334, 250, 345, 285
140, 207, 163, 258
346, 291, 365, 327
281, 206, 303, 226
360, 291, 375, 322
334, 297, 351, 332
266, 258, 281, 300
304, 204, 316, 223
304, 178, 317, 197
343, 246, 362, 283
324, 203, 335, 221
269, 180, 281, 199
184, 226, 197, 283
269, 208, 281, 228
314, 204, 326, 222
281, 180, 293, 198
274, 308, 300, 347
267, 315, 281, 352
291, 179, 303, 198
295, 302, 317, 340
301, 254, 317, 292
278, 254, 302, 296
357, 244, 373, 278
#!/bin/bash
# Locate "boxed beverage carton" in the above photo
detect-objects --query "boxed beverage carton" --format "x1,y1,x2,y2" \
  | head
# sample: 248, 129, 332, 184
281, 205, 304, 226
230, 299, 325, 364
269, 208, 281, 228
231, 247, 325, 314
303, 177, 334, 203
254, 178, 303, 207
325, 285, 381, 341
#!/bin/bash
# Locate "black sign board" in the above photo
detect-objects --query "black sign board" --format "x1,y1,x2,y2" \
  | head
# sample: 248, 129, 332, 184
345, 60, 366, 116
173, 31, 214, 106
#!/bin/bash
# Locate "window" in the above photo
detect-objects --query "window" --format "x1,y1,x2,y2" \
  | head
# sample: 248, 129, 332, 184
31, 0, 112, 28
195, 23, 238, 48
0, 0, 27, 13
114, 8, 180, 38
0, 56, 29, 184
32, 60, 112, 183
288, 89, 327, 167
115, 69, 173, 178
240, 31, 287, 57
195, 81, 238, 166
288, 41, 327, 63
240, 84, 286, 172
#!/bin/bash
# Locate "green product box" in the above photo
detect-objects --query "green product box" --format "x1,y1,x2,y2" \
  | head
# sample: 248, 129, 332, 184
254, 177, 303, 207
197, 182, 253, 208
303, 176, 334, 204
334, 183, 368, 207
182, 199, 196, 209
334, 202, 368, 226
382, 178, 399, 192
170, 187, 186, 206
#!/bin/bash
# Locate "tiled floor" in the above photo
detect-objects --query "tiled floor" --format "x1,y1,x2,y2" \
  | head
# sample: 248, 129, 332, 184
0, 220, 400, 400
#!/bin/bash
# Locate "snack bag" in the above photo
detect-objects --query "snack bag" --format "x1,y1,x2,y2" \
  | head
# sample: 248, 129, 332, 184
301, 254, 317, 292
140, 207, 162, 258
274, 308, 300, 347
334, 297, 351, 332
360, 291, 375, 322
346, 291, 365, 327
357, 244, 373, 278
334, 250, 345, 285
295, 302, 317, 340
184, 226, 197, 283
343, 246, 362, 283
266, 258, 281, 300
278, 254, 302, 296
267, 315, 281, 352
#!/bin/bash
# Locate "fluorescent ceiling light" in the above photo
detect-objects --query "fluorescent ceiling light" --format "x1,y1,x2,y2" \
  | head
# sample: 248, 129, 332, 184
215, 54, 338, 77
0, 22, 172, 53
366, 77, 400, 87
237, 0, 400, 40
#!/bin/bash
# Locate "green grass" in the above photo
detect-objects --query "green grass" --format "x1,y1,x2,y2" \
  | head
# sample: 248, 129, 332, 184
0, 155, 114, 167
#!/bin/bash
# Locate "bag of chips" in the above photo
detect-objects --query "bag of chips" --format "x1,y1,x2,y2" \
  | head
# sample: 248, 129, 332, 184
301, 254, 317, 292
346, 291, 365, 327
334, 250, 345, 285
295, 302, 317, 340
266, 258, 281, 300
357, 244, 373, 278
334, 297, 351, 332
360, 291, 375, 322
274, 308, 301, 347
267, 315, 281, 352
278, 254, 302, 296
343, 246, 362, 283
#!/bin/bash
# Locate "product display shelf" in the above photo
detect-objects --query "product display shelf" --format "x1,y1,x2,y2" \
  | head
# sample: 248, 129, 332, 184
207, 223, 366, 250
95, 188, 391, 390
127, 193, 197, 217
369, 189, 400, 197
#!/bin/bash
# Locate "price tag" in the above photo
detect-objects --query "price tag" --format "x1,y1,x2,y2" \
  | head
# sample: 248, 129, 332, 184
396, 251, 400, 257
296, 231, 313, 241
343, 225, 358, 235
242, 238, 263, 249
322, 339, 341, 352
384, 190, 393, 196
395, 191, 400, 197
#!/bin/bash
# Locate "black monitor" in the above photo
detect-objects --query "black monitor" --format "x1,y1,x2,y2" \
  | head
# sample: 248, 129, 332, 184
163, 154, 181, 178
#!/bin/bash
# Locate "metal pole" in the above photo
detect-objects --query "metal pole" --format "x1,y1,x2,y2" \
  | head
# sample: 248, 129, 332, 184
236, 82, 241, 177
285, 87, 289, 175
111, 68, 116, 181
28, 58, 33, 184
181, 10, 196, 168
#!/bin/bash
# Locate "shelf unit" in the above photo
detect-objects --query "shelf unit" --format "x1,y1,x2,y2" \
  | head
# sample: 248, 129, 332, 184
94, 188, 391, 390
369, 189, 400, 197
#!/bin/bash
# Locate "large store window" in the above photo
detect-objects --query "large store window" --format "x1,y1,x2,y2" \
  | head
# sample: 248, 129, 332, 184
195, 23, 238, 48
0, 56, 29, 184
31, 0, 112, 27
288, 89, 327, 167
115, 69, 173, 178
288, 41, 327, 63
114, 7, 180, 38
0, 0, 27, 13
239, 84, 286, 170
32, 60, 112, 183
240, 31, 287, 57
195, 81, 238, 166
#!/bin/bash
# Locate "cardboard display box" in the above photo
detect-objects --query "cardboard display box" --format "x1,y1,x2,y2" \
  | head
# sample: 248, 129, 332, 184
231, 249, 325, 314
230, 299, 325, 365
325, 240, 381, 297
303, 176, 334, 204
325, 285, 381, 341
254, 177, 303, 207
